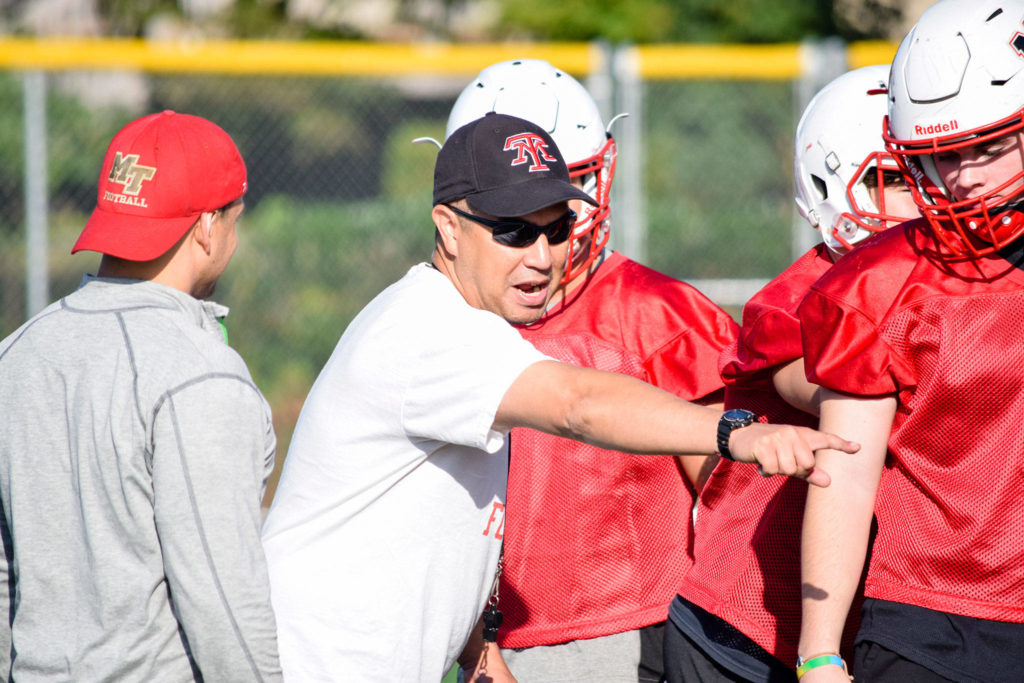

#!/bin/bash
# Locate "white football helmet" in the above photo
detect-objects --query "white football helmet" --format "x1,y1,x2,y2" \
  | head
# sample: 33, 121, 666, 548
446, 59, 616, 282
885, 0, 1024, 257
794, 65, 909, 256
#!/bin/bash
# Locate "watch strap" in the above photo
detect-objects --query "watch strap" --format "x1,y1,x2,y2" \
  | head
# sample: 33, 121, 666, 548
716, 410, 755, 461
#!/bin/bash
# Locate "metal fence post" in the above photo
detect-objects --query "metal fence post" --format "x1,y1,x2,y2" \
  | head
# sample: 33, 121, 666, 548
24, 70, 49, 317
610, 44, 646, 264
584, 40, 614, 129
792, 38, 848, 260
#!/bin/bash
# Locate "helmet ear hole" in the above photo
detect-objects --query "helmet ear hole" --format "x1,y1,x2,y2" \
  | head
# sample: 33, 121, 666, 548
811, 174, 828, 201
794, 64, 913, 256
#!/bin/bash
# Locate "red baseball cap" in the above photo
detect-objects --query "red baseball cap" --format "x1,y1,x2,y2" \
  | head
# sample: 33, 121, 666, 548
73, 110, 247, 261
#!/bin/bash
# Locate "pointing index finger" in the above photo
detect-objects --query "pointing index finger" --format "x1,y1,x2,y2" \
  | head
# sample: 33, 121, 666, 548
818, 433, 860, 454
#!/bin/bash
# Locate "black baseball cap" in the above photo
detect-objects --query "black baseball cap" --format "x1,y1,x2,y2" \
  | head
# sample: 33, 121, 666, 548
433, 112, 597, 217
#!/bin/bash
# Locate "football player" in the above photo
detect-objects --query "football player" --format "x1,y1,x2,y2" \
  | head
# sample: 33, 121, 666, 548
665, 65, 918, 683
797, 1, 1024, 680
445, 59, 738, 683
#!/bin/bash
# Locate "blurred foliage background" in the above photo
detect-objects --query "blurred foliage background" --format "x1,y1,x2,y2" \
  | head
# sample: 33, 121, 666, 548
3, 0, 916, 42
0, 63, 846, 506
0, 6, 929, 681
0, 1, 926, 507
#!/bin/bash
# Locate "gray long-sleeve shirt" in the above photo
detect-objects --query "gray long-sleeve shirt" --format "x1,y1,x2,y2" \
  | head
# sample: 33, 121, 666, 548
0, 277, 281, 682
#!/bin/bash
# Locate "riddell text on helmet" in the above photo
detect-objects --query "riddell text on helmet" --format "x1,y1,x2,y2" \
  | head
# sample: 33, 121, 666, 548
915, 120, 959, 136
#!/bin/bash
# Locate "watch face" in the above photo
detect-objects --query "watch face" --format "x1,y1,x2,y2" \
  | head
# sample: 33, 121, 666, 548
723, 408, 754, 423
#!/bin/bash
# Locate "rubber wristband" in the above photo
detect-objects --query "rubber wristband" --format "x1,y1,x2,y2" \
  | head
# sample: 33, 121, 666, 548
796, 653, 847, 680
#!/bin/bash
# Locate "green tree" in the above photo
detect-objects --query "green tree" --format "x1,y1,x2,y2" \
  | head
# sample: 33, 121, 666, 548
497, 0, 677, 42
495, 0, 901, 43
668, 0, 839, 42
96, 0, 179, 36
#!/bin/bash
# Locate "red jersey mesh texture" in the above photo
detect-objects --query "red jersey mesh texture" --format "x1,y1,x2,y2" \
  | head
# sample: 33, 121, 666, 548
495, 252, 736, 648
866, 292, 1024, 620
500, 332, 698, 647
680, 244, 865, 665
801, 223, 1024, 622
682, 386, 865, 667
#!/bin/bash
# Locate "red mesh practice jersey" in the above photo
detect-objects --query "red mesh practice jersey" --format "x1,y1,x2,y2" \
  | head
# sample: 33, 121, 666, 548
498, 252, 738, 648
800, 220, 1024, 623
681, 244, 850, 667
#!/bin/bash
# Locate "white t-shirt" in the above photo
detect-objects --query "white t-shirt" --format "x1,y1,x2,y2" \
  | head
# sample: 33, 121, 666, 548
261, 264, 551, 681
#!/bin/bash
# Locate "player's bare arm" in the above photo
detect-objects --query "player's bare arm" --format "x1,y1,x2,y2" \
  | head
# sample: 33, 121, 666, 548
678, 394, 724, 494
771, 357, 822, 417
798, 390, 895, 680
495, 360, 859, 487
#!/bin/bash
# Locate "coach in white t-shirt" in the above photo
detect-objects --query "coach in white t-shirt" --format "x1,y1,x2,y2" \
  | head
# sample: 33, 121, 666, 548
261, 113, 858, 683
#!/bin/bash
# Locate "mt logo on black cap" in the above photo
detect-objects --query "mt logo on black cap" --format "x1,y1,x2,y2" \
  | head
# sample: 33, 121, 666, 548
504, 132, 558, 172
433, 112, 596, 217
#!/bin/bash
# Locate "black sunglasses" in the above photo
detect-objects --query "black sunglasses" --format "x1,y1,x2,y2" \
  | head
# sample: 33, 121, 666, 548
444, 204, 577, 248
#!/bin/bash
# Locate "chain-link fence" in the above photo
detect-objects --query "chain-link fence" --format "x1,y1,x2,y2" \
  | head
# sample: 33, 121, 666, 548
0, 40, 896, 502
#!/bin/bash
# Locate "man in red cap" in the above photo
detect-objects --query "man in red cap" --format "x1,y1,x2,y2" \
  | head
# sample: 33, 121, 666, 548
0, 111, 281, 681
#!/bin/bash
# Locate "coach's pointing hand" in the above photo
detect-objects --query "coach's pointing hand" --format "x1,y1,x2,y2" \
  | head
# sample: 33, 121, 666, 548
728, 423, 859, 488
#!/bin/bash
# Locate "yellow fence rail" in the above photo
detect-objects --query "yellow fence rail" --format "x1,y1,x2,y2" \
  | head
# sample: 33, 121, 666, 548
0, 38, 899, 79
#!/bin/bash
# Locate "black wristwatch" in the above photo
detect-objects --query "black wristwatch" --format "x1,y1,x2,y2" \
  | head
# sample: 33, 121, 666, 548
716, 409, 756, 461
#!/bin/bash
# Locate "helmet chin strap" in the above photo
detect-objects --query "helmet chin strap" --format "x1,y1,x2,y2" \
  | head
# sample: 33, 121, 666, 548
986, 199, 1024, 216
934, 198, 1024, 257
964, 199, 1024, 231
